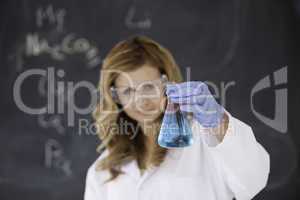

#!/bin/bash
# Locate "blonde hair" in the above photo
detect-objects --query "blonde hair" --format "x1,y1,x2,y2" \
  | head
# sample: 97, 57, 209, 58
93, 35, 183, 182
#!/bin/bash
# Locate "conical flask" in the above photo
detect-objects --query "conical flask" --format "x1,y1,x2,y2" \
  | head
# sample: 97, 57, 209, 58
158, 99, 194, 148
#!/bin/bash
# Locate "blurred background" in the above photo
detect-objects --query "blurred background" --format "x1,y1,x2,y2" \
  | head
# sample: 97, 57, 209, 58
0, 0, 299, 199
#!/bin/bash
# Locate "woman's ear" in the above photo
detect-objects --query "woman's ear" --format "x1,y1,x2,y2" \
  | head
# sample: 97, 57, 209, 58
110, 86, 120, 103
161, 74, 168, 82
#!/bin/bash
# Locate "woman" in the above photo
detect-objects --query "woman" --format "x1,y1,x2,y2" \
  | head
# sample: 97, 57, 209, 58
84, 35, 270, 200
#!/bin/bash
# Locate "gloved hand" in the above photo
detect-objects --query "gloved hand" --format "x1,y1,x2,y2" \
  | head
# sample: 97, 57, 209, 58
165, 81, 225, 128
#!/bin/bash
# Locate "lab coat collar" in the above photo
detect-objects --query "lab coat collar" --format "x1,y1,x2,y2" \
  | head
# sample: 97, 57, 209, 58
120, 148, 181, 181
120, 159, 141, 180
121, 158, 162, 187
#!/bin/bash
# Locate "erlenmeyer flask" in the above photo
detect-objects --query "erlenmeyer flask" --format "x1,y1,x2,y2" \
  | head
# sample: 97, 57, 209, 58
158, 99, 194, 148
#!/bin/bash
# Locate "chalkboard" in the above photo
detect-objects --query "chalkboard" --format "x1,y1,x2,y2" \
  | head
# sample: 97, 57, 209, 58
0, 0, 299, 199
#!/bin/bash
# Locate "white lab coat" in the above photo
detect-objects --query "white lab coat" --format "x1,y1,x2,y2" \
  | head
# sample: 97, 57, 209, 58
84, 109, 270, 200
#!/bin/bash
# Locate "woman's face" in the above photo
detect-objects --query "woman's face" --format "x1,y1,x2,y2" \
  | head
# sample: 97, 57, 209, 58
114, 64, 167, 124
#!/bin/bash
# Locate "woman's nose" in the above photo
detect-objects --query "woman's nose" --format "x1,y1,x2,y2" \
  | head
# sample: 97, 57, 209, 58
135, 96, 151, 109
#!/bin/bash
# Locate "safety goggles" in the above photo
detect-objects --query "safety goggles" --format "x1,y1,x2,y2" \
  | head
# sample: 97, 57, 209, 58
110, 74, 169, 104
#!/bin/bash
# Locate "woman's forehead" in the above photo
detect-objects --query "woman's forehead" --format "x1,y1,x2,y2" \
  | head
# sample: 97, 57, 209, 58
115, 65, 161, 86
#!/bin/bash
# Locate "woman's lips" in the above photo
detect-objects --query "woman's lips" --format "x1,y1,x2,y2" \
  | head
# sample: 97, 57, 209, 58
138, 109, 158, 115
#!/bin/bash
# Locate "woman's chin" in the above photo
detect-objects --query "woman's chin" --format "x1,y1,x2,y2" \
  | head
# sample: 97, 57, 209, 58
136, 111, 162, 122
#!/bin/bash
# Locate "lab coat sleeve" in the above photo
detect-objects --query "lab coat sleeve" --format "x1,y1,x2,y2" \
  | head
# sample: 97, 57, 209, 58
84, 164, 99, 200
84, 150, 109, 200
195, 109, 270, 200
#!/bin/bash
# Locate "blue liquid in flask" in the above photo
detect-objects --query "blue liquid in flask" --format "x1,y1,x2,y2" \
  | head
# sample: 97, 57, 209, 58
158, 100, 194, 148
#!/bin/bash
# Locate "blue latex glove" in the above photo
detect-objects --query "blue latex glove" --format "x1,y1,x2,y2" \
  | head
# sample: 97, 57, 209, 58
165, 81, 225, 128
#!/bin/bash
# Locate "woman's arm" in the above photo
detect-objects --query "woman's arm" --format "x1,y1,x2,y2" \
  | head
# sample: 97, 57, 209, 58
196, 109, 270, 199
165, 81, 270, 199
207, 112, 229, 142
